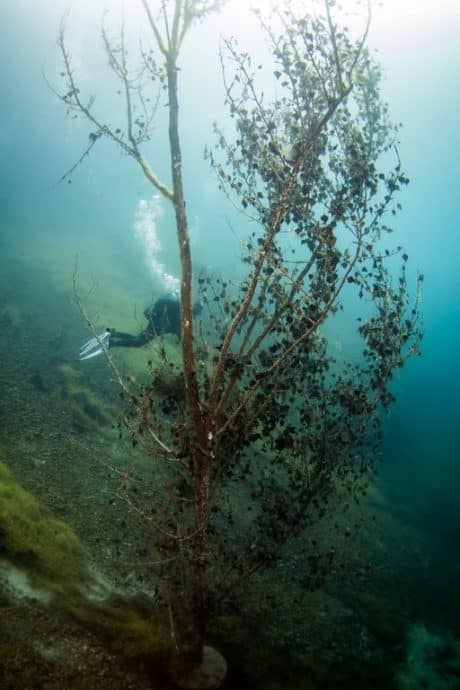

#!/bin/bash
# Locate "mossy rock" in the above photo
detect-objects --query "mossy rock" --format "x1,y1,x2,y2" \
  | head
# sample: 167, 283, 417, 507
0, 460, 89, 595
0, 457, 172, 669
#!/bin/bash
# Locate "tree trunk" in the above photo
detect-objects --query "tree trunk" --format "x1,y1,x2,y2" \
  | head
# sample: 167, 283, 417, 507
166, 54, 202, 429
165, 50, 224, 688
168, 553, 226, 689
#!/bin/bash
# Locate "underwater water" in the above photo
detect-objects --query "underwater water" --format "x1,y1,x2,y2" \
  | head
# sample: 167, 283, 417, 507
0, 1, 459, 689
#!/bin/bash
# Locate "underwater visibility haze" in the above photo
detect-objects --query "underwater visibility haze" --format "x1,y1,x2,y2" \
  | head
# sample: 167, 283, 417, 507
0, 1, 459, 688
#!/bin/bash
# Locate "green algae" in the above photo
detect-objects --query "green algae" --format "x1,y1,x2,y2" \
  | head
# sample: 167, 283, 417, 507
53, 363, 118, 433
65, 595, 171, 663
0, 595, 171, 690
0, 459, 89, 594
0, 453, 172, 674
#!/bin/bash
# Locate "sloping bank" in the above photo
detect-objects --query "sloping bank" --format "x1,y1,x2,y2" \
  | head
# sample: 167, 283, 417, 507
0, 451, 171, 677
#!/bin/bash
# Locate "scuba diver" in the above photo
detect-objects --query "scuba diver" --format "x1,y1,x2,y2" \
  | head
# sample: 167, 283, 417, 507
79, 292, 202, 360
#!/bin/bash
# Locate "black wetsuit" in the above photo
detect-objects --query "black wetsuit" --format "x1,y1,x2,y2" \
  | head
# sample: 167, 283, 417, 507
109, 294, 201, 349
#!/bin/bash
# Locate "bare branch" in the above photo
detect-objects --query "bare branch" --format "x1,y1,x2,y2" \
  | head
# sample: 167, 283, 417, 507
141, 0, 168, 56
56, 18, 174, 201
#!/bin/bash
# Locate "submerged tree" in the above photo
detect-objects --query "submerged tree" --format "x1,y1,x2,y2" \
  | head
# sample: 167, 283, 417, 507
56, 0, 421, 686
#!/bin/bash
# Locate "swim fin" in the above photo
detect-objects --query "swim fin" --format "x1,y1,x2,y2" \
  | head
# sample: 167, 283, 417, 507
79, 330, 111, 360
